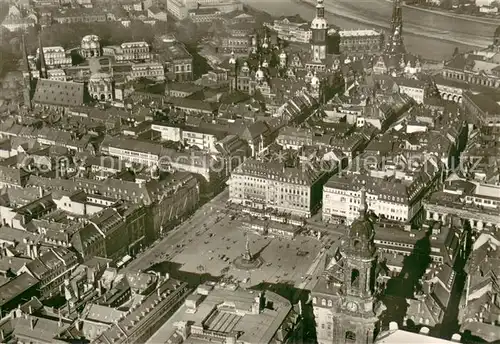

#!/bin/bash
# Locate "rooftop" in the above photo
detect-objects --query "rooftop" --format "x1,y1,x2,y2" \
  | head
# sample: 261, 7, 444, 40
339, 29, 381, 37
33, 79, 85, 107
0, 273, 39, 307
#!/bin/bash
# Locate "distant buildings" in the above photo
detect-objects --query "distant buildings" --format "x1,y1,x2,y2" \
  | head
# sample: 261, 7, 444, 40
167, 0, 243, 20
0, 5, 36, 32
338, 29, 384, 56
268, 15, 312, 44
53, 8, 107, 24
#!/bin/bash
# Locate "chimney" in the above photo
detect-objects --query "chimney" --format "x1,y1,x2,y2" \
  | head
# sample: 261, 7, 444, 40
75, 313, 82, 332
32, 244, 39, 259
38, 186, 43, 198
97, 279, 103, 296
30, 317, 35, 330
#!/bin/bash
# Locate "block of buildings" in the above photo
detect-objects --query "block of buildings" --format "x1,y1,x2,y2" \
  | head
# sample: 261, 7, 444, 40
150, 284, 302, 344
228, 157, 333, 218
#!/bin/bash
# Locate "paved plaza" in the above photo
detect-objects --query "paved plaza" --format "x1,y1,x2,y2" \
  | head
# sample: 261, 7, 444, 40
124, 189, 346, 290
169, 213, 323, 287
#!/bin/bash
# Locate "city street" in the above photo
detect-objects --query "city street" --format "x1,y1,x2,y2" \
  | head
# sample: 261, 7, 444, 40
123, 189, 230, 274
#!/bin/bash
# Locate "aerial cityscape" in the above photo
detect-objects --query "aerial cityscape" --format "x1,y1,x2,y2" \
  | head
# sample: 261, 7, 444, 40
0, 0, 498, 342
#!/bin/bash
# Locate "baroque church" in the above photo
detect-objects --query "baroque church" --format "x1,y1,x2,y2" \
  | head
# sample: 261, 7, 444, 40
225, 0, 345, 104
311, 187, 387, 344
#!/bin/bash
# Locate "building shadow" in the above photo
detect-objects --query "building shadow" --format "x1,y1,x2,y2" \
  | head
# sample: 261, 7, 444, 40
148, 261, 220, 287
250, 281, 315, 344
381, 230, 432, 328
252, 241, 272, 261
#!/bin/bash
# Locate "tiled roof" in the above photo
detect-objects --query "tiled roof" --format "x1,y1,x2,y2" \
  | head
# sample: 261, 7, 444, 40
33, 80, 84, 107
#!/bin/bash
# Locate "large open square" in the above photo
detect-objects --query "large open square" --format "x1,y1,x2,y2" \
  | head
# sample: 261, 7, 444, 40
124, 190, 328, 289
168, 213, 323, 287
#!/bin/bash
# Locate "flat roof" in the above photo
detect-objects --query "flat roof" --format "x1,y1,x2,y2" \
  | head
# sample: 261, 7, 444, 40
376, 329, 456, 343
159, 287, 292, 344
339, 29, 381, 37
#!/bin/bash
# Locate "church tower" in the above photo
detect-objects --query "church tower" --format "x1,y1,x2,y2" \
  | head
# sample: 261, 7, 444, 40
310, 0, 328, 62
331, 187, 379, 344
38, 33, 47, 79
385, 0, 405, 55
21, 34, 32, 110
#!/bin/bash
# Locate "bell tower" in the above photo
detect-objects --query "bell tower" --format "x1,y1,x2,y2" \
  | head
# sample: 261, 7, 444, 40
331, 186, 379, 344
310, 0, 328, 62
385, 0, 405, 55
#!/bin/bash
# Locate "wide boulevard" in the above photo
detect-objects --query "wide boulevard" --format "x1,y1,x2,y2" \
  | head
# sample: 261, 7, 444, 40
244, 0, 499, 60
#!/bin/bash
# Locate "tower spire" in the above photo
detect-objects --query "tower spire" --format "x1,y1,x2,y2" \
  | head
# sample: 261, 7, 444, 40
38, 32, 47, 79
21, 34, 30, 75
359, 184, 367, 218
385, 0, 405, 55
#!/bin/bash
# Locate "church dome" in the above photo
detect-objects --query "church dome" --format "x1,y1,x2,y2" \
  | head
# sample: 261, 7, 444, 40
349, 215, 373, 241
81, 35, 100, 50
89, 72, 112, 83
311, 17, 328, 29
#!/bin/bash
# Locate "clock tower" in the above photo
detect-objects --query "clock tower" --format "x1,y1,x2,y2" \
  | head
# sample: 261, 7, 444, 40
312, 186, 382, 344
310, 0, 328, 63
333, 187, 379, 344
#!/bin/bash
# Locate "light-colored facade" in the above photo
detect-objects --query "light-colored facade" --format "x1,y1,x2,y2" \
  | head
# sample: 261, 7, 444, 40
151, 123, 222, 153
167, 0, 242, 19
338, 29, 384, 56
116, 42, 151, 62
47, 69, 67, 81
268, 17, 312, 44
322, 174, 434, 224
228, 158, 331, 218
37, 46, 72, 68
424, 180, 500, 231
129, 63, 165, 81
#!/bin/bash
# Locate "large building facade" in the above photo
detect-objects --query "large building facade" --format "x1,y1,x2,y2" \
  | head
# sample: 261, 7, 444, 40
339, 30, 384, 56
227, 158, 331, 218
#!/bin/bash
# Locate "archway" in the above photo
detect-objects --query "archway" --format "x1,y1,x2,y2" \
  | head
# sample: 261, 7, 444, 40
100, 94, 105, 101
351, 269, 360, 288
346, 331, 356, 342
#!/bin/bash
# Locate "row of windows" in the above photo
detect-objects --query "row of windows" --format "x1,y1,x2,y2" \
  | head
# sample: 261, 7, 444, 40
175, 64, 192, 72
312, 297, 332, 306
